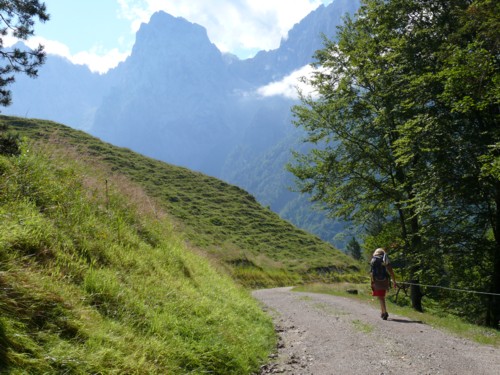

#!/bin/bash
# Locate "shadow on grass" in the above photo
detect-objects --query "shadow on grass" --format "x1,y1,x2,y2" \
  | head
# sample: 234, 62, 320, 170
0, 321, 9, 371
389, 318, 424, 324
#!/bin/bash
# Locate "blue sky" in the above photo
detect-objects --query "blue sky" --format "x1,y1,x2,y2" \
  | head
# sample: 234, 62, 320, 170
15, 0, 334, 73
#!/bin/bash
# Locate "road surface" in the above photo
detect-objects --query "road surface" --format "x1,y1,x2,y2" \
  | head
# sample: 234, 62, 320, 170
253, 287, 500, 375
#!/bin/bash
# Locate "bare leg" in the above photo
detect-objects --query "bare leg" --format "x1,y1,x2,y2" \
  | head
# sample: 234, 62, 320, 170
378, 296, 387, 314
378, 296, 389, 320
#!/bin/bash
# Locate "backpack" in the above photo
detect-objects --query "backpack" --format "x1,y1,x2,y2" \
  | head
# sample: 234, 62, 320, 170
370, 255, 388, 281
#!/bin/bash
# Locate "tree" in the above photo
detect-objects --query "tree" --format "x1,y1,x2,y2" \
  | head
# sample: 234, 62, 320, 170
346, 237, 362, 260
0, 1, 49, 107
391, 0, 499, 326
431, 0, 500, 327
289, 0, 430, 310
289, 0, 499, 326
0, 122, 21, 155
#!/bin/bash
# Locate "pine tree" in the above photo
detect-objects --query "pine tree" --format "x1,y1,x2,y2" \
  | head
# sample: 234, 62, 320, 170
0, 1, 49, 107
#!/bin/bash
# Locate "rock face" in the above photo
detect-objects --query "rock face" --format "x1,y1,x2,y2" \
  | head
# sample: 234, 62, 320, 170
92, 12, 242, 176
230, 0, 359, 85
3, 1, 361, 246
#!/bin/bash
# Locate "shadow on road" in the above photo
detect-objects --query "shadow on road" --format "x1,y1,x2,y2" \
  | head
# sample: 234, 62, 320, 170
389, 318, 424, 324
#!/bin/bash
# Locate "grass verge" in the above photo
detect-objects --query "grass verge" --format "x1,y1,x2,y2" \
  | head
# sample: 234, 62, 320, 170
0, 138, 275, 373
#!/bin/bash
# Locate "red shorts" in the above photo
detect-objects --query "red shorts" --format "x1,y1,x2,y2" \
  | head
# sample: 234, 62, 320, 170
372, 289, 386, 297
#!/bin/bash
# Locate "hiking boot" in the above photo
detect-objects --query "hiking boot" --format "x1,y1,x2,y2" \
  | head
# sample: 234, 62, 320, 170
382, 312, 389, 320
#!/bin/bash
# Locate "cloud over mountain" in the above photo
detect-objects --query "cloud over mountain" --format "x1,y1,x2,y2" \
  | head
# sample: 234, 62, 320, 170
257, 65, 319, 100
118, 0, 328, 57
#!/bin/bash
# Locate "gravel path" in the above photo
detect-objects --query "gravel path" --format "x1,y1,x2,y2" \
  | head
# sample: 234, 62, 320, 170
252, 287, 500, 375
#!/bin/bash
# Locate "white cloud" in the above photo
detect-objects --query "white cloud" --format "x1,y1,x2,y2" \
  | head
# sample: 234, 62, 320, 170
257, 65, 319, 100
117, 0, 325, 57
71, 48, 130, 74
6, 0, 332, 73
5, 35, 71, 61
5, 36, 129, 74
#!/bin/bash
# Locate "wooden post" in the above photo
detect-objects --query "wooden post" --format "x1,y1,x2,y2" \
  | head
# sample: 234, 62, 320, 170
105, 179, 109, 210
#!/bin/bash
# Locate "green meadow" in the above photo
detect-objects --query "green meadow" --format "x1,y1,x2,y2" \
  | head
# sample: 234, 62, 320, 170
0, 116, 361, 373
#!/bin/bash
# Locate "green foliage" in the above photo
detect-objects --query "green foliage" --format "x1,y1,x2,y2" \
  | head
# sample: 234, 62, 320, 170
481, 143, 500, 180
346, 237, 362, 260
0, 0, 49, 106
290, 0, 500, 326
0, 124, 21, 156
0, 137, 276, 373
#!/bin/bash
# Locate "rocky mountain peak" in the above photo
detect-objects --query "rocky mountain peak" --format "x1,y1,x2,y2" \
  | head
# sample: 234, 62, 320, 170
230, 0, 360, 85
131, 11, 220, 61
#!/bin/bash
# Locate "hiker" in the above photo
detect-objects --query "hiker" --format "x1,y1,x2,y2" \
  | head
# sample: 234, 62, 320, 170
370, 248, 397, 320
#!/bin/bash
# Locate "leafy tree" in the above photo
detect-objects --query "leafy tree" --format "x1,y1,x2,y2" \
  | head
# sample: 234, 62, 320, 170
433, 0, 499, 327
289, 0, 499, 326
289, 0, 429, 310
391, 0, 499, 326
0, 0, 49, 107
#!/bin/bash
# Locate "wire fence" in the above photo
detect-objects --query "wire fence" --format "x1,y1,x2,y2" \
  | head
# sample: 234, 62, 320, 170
398, 281, 500, 297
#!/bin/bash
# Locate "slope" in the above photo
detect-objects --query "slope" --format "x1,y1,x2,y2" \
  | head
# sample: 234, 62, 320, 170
5, 116, 361, 288
2, 1, 363, 249
0, 119, 274, 373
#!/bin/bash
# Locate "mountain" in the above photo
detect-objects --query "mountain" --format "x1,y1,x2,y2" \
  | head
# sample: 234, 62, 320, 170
5, 45, 108, 131
229, 0, 359, 85
219, 0, 361, 246
92, 12, 245, 176
1, 0, 361, 247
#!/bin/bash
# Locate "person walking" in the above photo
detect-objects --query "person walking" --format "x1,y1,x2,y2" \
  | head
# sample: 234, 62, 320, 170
370, 248, 397, 320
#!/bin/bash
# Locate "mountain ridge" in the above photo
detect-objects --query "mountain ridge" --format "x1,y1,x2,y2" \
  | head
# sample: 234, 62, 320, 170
230, 0, 359, 85
2, 0, 361, 247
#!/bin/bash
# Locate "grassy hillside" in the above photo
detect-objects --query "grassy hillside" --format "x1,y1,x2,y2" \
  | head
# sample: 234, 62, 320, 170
5, 116, 361, 287
0, 115, 362, 373
0, 123, 276, 373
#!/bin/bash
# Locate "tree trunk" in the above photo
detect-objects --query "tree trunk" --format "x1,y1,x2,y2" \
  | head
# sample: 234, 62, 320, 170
488, 258, 500, 328
410, 279, 423, 312
408, 212, 424, 312
488, 188, 500, 328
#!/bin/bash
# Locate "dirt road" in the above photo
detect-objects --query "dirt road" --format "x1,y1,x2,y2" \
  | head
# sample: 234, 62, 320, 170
253, 287, 500, 375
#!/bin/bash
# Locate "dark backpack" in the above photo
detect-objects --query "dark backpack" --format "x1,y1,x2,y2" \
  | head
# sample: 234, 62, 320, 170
371, 255, 388, 281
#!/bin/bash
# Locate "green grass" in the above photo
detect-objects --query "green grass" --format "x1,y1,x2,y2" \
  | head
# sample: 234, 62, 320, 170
0, 115, 367, 373
0, 136, 275, 373
351, 319, 374, 334
294, 282, 500, 347
4, 115, 361, 286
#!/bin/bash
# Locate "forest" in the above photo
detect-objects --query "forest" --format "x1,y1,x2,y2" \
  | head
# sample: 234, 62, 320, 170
289, 0, 499, 328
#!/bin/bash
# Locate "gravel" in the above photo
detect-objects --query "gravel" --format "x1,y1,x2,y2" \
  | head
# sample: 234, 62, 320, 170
253, 287, 500, 375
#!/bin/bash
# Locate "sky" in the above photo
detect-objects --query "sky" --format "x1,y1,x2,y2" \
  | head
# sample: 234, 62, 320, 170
13, 0, 334, 74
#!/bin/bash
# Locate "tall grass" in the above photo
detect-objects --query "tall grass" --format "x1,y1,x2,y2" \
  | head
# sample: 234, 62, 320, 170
5, 116, 361, 287
0, 140, 275, 373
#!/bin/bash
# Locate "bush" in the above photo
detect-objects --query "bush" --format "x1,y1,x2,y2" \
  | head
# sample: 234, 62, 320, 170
0, 124, 21, 156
